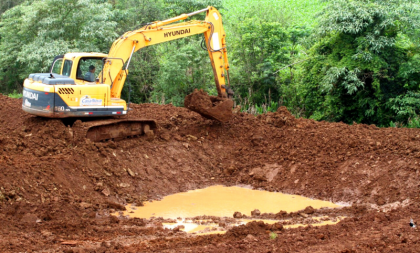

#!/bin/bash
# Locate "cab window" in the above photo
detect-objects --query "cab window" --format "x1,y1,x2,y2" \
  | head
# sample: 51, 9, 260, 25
77, 58, 104, 82
62, 60, 72, 76
51, 58, 63, 74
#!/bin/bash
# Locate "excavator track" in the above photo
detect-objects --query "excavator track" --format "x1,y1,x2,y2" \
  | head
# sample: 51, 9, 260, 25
72, 118, 157, 142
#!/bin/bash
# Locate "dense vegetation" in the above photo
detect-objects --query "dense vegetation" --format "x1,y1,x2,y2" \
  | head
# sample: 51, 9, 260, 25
0, 0, 419, 127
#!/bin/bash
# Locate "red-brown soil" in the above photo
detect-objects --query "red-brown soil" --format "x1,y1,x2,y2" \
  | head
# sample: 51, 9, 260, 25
1, 93, 420, 252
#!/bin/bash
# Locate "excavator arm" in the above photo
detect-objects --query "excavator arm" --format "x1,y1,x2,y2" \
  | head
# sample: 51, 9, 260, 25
100, 7, 230, 99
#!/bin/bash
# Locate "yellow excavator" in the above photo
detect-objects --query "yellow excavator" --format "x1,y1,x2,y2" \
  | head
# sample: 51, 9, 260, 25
22, 6, 232, 141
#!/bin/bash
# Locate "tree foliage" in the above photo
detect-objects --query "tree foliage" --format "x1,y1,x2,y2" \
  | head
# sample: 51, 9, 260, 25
150, 41, 214, 106
0, 0, 24, 16
229, 18, 290, 106
146, 0, 224, 106
0, 0, 118, 92
120, 0, 223, 105
300, 0, 420, 125
113, 0, 166, 104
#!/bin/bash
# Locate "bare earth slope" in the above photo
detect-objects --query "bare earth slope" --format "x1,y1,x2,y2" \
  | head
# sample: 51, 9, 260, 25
0, 94, 420, 252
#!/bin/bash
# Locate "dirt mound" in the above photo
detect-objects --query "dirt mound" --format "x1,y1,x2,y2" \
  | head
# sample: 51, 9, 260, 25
184, 89, 234, 122
1, 93, 420, 252
225, 221, 272, 238
271, 106, 298, 127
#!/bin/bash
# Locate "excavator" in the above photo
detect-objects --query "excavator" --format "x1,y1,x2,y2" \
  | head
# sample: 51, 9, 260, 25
21, 6, 233, 142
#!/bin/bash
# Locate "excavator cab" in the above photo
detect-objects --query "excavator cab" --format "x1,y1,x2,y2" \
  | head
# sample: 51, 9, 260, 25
76, 57, 104, 83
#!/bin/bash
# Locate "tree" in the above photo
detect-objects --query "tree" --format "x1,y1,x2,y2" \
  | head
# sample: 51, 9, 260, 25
150, 41, 214, 106
120, 0, 223, 104
112, 0, 165, 104
146, 0, 224, 105
301, 0, 420, 125
163, 0, 222, 18
0, 0, 118, 93
0, 0, 24, 15
229, 18, 290, 106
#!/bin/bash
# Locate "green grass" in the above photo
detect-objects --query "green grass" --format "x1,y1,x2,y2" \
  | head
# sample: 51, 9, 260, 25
407, 116, 420, 128
7, 90, 23, 99
390, 116, 420, 128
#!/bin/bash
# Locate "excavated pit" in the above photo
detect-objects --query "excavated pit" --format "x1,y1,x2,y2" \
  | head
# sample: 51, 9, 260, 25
1, 94, 420, 252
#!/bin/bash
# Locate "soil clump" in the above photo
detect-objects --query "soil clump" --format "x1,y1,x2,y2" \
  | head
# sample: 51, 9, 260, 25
184, 89, 234, 122
1, 93, 420, 252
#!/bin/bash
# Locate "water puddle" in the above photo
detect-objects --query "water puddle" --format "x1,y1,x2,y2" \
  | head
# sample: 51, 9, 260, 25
116, 185, 343, 234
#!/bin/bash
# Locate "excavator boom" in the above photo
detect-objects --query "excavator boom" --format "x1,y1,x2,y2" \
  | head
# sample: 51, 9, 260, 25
102, 6, 230, 99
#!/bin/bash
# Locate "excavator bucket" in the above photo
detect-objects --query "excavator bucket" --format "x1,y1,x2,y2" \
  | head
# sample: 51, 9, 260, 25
184, 89, 233, 123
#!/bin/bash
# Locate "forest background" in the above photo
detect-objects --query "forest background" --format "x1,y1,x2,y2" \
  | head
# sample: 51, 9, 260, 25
0, 0, 419, 127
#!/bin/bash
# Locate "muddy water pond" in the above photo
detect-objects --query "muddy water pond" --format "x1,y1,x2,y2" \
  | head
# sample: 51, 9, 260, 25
118, 185, 343, 234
